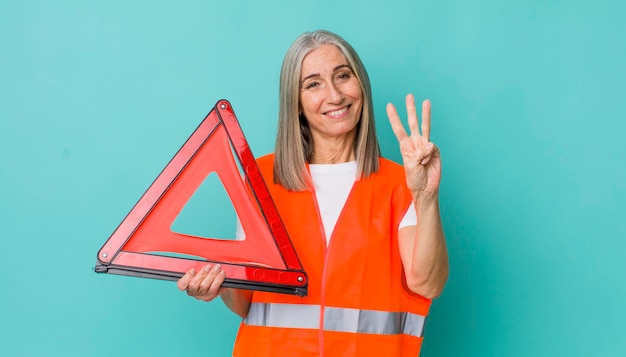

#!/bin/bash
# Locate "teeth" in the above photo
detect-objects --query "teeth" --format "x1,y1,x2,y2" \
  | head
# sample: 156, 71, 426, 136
327, 107, 348, 116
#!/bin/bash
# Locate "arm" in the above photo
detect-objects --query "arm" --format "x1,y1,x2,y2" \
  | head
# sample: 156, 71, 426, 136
387, 94, 449, 299
220, 288, 253, 318
398, 199, 448, 299
177, 264, 253, 318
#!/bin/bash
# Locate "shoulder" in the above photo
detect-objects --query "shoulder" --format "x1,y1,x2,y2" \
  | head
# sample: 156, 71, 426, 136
376, 158, 412, 210
257, 153, 275, 164
256, 153, 275, 170
373, 157, 410, 194
254, 153, 277, 186
357, 157, 407, 192
377, 157, 405, 179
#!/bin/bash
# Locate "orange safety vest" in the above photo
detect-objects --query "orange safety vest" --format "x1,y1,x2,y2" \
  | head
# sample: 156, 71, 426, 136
233, 154, 432, 357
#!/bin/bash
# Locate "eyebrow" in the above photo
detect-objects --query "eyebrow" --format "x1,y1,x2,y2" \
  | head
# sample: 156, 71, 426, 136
300, 64, 352, 83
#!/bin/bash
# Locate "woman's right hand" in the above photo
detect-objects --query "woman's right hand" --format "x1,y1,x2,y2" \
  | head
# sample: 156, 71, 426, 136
177, 264, 226, 302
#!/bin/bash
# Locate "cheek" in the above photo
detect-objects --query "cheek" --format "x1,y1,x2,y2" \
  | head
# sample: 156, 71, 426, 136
349, 87, 364, 110
343, 81, 363, 102
352, 85, 364, 100
300, 93, 321, 114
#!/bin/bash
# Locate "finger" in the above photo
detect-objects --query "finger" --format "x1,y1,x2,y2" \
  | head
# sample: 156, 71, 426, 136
420, 142, 435, 164
197, 265, 224, 301
199, 264, 222, 292
200, 264, 222, 291
207, 270, 226, 298
187, 264, 211, 294
406, 94, 420, 138
421, 99, 431, 142
426, 142, 440, 156
413, 142, 431, 161
177, 268, 196, 290
386, 102, 409, 142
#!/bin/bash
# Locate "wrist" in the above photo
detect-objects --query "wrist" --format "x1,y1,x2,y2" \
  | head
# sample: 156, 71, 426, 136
412, 191, 439, 206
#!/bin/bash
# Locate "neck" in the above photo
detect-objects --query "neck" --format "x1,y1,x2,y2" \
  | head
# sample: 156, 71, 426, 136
310, 134, 356, 164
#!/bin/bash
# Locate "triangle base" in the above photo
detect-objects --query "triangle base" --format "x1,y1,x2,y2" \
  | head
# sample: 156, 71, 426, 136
95, 262, 307, 296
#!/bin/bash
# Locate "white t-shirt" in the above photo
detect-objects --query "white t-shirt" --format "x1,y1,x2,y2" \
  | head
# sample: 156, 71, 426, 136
235, 161, 417, 244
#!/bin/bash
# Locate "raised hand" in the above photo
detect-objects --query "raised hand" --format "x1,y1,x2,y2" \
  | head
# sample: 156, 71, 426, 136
386, 94, 441, 198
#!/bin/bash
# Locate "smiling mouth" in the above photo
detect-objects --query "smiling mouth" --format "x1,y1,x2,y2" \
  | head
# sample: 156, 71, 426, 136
324, 105, 351, 118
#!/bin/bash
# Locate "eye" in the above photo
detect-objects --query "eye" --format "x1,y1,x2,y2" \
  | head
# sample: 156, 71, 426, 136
336, 71, 353, 82
302, 81, 320, 90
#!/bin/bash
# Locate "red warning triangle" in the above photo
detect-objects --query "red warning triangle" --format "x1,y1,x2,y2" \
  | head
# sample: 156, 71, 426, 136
95, 100, 307, 296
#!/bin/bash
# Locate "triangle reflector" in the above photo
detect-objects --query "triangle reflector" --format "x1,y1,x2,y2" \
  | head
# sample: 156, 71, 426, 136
95, 99, 307, 296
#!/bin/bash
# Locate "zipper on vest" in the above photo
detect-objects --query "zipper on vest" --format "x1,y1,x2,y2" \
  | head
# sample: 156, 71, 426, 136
311, 192, 328, 357
311, 174, 357, 357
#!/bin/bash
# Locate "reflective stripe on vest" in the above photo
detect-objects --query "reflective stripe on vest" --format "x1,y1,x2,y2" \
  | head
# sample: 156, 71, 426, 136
244, 303, 321, 329
244, 303, 425, 338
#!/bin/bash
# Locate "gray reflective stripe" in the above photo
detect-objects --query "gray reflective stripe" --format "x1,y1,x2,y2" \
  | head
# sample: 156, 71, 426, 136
244, 302, 320, 329
244, 303, 425, 337
403, 312, 426, 337
324, 307, 425, 337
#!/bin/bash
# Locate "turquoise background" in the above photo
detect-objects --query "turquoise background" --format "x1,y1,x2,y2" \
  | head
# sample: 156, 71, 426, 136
1, 0, 625, 356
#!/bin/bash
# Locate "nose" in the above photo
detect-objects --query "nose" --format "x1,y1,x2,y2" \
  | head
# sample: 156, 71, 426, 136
326, 82, 344, 104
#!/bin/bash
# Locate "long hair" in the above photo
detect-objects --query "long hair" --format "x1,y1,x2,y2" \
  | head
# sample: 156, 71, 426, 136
274, 30, 380, 191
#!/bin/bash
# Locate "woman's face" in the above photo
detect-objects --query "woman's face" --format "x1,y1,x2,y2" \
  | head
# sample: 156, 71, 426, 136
299, 44, 363, 145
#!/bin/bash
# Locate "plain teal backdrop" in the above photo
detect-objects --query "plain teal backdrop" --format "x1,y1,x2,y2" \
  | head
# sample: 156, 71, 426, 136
1, 0, 625, 356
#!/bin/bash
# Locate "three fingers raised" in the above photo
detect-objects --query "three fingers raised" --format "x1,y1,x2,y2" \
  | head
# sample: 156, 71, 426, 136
387, 94, 431, 143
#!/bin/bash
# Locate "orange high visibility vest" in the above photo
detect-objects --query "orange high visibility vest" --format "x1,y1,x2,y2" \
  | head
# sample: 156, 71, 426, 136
233, 154, 432, 357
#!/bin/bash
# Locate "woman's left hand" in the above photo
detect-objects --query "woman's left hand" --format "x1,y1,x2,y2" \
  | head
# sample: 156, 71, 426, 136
386, 94, 441, 199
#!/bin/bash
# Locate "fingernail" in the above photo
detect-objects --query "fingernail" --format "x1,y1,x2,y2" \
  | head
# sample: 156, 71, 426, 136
204, 265, 212, 272
190, 268, 196, 275
213, 264, 222, 271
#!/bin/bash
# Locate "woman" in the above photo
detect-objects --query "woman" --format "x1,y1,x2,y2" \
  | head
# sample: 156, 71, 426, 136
177, 30, 448, 356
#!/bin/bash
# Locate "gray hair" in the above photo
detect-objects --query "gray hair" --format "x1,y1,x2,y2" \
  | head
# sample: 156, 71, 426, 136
273, 30, 380, 191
